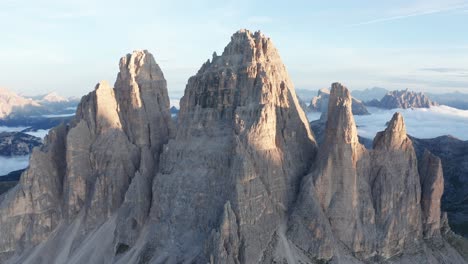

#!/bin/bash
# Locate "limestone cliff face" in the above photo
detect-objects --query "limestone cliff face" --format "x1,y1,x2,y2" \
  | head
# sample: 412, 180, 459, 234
146, 29, 317, 263
302, 83, 376, 257
419, 150, 444, 239
0, 50, 173, 261
371, 113, 423, 257
0, 31, 465, 264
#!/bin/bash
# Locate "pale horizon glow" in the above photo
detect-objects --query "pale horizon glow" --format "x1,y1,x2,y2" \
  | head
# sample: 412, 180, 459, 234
1, 0, 467, 99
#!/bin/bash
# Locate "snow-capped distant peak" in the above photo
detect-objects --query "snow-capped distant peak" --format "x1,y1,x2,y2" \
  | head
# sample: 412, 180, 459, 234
41, 92, 68, 103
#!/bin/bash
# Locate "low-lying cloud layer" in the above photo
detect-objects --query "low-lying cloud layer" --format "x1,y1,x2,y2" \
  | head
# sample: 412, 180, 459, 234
355, 106, 468, 140
0, 126, 49, 140
0, 156, 29, 175
308, 106, 468, 141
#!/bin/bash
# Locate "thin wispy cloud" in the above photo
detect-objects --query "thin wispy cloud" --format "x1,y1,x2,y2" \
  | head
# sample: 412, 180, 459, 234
420, 67, 468, 78
420, 67, 467, 73
349, 3, 468, 26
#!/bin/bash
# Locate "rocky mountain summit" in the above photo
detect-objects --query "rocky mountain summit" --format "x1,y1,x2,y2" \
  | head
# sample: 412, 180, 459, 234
0, 30, 465, 264
366, 89, 438, 109
308, 88, 370, 115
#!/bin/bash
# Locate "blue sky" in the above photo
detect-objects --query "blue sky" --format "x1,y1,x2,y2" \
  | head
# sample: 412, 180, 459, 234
1, 0, 468, 98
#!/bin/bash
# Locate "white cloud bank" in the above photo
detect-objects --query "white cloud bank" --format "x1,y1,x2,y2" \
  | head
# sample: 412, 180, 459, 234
0, 156, 29, 175
308, 105, 468, 141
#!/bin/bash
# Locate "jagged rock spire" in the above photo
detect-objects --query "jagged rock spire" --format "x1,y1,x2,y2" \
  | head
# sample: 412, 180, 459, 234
310, 82, 373, 255
370, 112, 423, 258
373, 112, 411, 150
324, 82, 359, 144
115, 50, 173, 150
149, 29, 317, 263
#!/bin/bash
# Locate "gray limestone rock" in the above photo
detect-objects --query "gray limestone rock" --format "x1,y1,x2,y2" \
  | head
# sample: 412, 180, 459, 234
419, 150, 444, 239
0, 50, 173, 262
371, 112, 423, 258
0, 30, 464, 264
145, 29, 317, 263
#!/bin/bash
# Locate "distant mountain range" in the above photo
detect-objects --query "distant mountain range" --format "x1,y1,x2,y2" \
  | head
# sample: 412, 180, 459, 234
0, 88, 79, 119
365, 89, 438, 109
0, 132, 42, 156
297, 87, 468, 110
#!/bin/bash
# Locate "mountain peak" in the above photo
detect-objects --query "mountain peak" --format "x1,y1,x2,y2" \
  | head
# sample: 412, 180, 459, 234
41, 92, 68, 103
215, 29, 277, 65
114, 49, 172, 148
387, 112, 406, 133
325, 82, 358, 144
117, 50, 165, 89
373, 89, 439, 109
373, 112, 411, 150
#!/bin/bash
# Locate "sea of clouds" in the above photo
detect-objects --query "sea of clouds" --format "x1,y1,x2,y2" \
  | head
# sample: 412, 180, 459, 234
0, 156, 29, 175
308, 106, 468, 141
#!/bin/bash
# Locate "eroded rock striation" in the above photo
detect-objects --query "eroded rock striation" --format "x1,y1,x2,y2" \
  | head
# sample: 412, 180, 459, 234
0, 30, 465, 264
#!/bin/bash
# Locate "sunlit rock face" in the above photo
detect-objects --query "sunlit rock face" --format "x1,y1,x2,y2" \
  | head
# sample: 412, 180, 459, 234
147, 29, 317, 263
0, 31, 465, 264
371, 112, 423, 258
292, 83, 464, 262
310, 83, 375, 257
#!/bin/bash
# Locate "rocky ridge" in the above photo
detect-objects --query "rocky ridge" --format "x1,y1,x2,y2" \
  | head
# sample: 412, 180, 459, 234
366, 89, 438, 109
0, 30, 464, 264
0, 132, 42, 156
